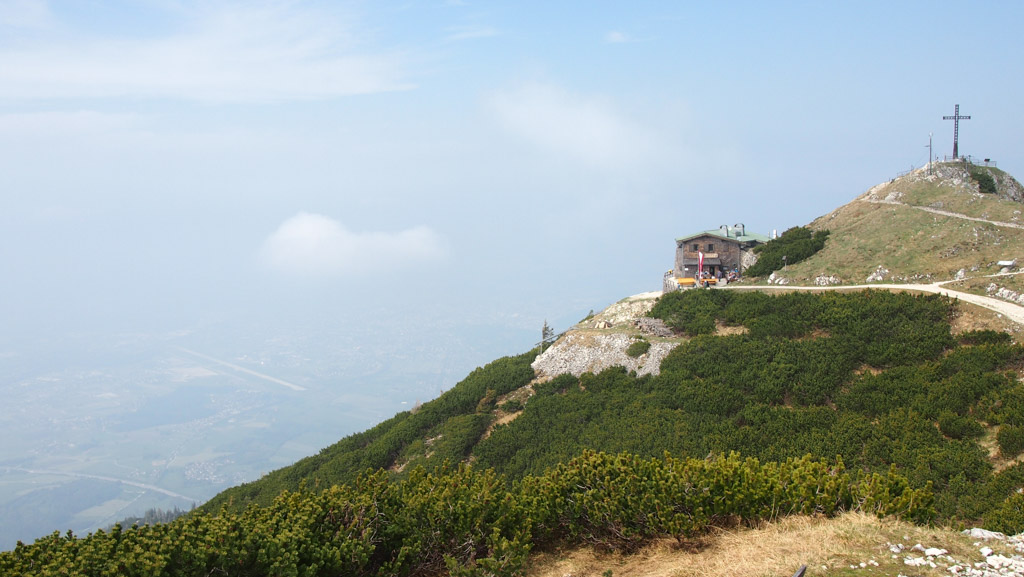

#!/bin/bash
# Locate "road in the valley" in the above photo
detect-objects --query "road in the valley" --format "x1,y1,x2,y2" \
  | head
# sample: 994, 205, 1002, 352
7, 467, 199, 502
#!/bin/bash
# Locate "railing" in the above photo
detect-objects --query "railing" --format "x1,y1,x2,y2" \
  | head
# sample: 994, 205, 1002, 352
943, 155, 997, 167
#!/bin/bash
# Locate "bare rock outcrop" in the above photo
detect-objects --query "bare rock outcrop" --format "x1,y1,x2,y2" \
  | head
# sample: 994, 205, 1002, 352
866, 266, 889, 282
531, 292, 679, 378
531, 332, 678, 378
987, 283, 1024, 307
634, 317, 673, 337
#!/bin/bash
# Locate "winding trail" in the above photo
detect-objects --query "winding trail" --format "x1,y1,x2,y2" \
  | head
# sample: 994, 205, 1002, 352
859, 198, 1024, 230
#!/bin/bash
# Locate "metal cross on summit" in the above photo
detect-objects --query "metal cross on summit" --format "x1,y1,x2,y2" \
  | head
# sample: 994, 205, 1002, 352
943, 104, 971, 160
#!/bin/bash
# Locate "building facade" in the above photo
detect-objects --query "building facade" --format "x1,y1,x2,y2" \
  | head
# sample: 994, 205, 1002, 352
673, 224, 770, 280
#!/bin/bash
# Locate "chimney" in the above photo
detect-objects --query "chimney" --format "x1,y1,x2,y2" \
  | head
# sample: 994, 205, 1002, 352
719, 224, 729, 237
733, 223, 745, 237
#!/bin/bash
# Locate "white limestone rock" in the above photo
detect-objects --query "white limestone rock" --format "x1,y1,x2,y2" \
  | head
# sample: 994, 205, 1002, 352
866, 266, 889, 283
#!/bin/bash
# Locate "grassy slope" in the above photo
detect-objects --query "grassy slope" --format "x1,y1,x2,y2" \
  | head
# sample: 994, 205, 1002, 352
526, 512, 1004, 577
776, 164, 1024, 285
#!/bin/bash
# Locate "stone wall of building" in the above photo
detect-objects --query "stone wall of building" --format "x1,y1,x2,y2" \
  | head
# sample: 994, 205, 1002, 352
674, 235, 742, 277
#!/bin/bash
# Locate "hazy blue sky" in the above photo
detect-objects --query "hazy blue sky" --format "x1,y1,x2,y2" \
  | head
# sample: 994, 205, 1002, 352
2, 0, 1022, 341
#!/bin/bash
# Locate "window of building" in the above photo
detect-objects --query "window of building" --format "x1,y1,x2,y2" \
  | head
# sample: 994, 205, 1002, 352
692, 243, 699, 251
707, 243, 715, 252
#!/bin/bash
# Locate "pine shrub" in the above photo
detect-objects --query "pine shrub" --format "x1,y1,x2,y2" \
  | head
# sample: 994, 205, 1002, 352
970, 168, 998, 195
998, 425, 1024, 457
938, 411, 984, 440
626, 339, 651, 358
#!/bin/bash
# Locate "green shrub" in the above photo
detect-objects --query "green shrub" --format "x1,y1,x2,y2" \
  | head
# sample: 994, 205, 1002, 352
431, 414, 492, 462
959, 329, 1011, 346
499, 399, 524, 413
533, 373, 578, 397
938, 411, 984, 440
983, 493, 1024, 534
970, 167, 998, 195
648, 289, 726, 336
991, 386, 1024, 426
998, 425, 1024, 457
626, 339, 651, 358
745, 227, 830, 277
520, 451, 933, 552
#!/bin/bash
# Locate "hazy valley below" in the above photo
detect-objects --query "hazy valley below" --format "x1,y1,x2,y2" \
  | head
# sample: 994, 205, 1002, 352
0, 307, 541, 550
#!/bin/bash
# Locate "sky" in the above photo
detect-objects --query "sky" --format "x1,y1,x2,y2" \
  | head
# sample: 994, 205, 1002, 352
1, 0, 1022, 349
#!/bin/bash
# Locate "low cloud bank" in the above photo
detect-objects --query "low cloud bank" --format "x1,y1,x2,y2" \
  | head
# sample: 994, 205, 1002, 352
260, 212, 447, 277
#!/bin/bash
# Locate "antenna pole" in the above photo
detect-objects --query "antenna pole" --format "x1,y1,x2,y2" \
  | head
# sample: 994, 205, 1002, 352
927, 133, 933, 175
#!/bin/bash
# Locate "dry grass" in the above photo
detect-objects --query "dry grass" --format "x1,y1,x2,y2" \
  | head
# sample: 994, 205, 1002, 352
715, 321, 749, 336
945, 299, 1024, 341
852, 365, 882, 376
794, 201, 1020, 285
524, 513, 1003, 577
895, 176, 1023, 224
773, 171, 1024, 286
480, 406, 525, 441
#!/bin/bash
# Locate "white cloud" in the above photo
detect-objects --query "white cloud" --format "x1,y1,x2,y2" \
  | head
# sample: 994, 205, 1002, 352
604, 31, 631, 43
0, 3, 412, 102
486, 82, 661, 170
259, 213, 447, 277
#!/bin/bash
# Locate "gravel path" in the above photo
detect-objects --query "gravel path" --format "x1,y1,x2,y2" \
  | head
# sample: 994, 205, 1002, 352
859, 197, 1024, 230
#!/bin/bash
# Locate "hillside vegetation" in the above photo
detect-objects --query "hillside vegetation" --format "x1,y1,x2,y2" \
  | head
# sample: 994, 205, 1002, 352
0, 451, 929, 577
8, 288, 1024, 575
170, 290, 1024, 525
743, 226, 830, 277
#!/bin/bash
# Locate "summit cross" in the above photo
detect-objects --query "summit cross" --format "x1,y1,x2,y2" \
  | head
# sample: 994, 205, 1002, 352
942, 104, 971, 160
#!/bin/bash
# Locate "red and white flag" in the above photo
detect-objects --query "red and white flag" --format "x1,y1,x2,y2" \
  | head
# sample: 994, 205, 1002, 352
697, 251, 704, 278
